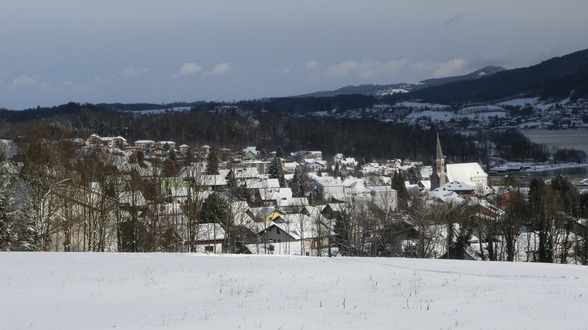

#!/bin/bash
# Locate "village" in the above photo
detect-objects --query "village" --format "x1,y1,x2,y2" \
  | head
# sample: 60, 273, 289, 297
288, 97, 588, 131
4, 129, 583, 265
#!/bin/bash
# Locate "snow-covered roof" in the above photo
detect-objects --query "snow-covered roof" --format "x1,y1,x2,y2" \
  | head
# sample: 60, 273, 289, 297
313, 175, 344, 187
195, 223, 225, 241
119, 191, 147, 206
245, 178, 280, 189
437, 181, 474, 192
232, 167, 260, 179
446, 162, 487, 185
243, 146, 259, 155
152, 202, 186, 218
277, 197, 309, 208
195, 174, 227, 187
258, 187, 293, 201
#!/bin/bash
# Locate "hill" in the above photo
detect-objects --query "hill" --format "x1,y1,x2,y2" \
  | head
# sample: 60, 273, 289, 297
418, 65, 505, 87
2, 253, 586, 329
298, 66, 505, 98
387, 48, 588, 104
298, 83, 412, 97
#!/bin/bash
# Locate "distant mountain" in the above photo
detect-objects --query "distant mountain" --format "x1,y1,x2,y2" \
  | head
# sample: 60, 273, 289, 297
297, 66, 505, 98
417, 66, 505, 88
388, 48, 588, 104
298, 83, 412, 98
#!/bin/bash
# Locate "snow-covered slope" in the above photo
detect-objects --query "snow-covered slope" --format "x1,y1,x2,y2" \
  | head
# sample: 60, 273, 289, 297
2, 253, 586, 329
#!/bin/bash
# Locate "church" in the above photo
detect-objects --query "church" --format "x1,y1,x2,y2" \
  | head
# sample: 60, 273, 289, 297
430, 133, 488, 195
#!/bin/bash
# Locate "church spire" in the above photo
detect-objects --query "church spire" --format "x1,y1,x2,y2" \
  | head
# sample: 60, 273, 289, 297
435, 132, 444, 161
430, 132, 447, 189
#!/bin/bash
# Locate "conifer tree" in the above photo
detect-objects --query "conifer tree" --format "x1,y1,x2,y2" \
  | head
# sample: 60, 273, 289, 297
198, 192, 233, 253
205, 149, 219, 175
392, 171, 409, 202
291, 168, 306, 198
0, 186, 13, 251
199, 192, 229, 224
269, 156, 282, 180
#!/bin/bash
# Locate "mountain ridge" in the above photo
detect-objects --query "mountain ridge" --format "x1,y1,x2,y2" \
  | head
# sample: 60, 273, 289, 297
297, 66, 506, 98
298, 48, 588, 104
385, 48, 588, 103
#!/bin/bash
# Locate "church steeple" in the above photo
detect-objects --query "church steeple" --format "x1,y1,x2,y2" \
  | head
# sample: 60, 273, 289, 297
430, 132, 447, 189
435, 132, 444, 161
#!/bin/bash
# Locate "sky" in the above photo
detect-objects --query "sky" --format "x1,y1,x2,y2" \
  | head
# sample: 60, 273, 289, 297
1, 0, 587, 110
3, 253, 588, 329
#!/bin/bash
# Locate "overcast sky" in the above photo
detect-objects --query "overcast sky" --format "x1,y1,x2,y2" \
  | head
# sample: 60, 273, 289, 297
1, 0, 586, 109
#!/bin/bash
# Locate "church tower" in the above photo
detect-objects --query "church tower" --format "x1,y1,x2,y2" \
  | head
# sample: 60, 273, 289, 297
430, 133, 447, 189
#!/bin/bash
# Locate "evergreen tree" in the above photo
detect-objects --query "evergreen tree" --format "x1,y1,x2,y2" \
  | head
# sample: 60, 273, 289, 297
199, 192, 234, 253
578, 192, 588, 264
206, 149, 219, 175
392, 171, 409, 203
199, 192, 229, 224
0, 184, 13, 251
269, 157, 283, 180
279, 173, 287, 188
291, 168, 306, 198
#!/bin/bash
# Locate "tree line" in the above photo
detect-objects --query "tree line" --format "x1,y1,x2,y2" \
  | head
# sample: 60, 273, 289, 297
1, 102, 579, 165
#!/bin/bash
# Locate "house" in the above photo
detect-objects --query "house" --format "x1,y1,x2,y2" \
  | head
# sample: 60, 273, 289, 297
134, 140, 155, 152
282, 162, 299, 174
433, 181, 475, 197
244, 210, 333, 256
223, 166, 261, 188
43, 183, 118, 252
155, 141, 176, 152
368, 185, 398, 212
150, 202, 189, 251
312, 175, 345, 201
200, 145, 211, 155
253, 187, 293, 207
243, 146, 259, 160
178, 163, 206, 179
303, 159, 328, 173
243, 178, 280, 190
194, 174, 227, 191
194, 223, 226, 253
86, 134, 127, 149
278, 196, 309, 214
119, 190, 148, 209
305, 151, 323, 160
179, 144, 190, 154
160, 177, 189, 202
285, 212, 333, 256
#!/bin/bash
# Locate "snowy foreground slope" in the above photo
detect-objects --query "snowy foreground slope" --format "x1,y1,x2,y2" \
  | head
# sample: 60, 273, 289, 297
2, 253, 587, 330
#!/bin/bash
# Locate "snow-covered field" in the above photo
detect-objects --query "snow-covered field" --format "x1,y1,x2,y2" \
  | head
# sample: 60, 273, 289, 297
2, 253, 587, 330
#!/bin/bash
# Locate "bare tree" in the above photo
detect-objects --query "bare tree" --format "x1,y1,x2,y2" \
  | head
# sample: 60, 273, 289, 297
498, 190, 528, 261
16, 130, 77, 250
405, 193, 445, 258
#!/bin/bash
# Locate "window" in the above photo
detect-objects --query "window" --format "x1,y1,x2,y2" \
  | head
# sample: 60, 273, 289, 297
205, 246, 214, 252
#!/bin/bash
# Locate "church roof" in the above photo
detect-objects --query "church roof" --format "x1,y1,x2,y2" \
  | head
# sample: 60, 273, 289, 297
446, 163, 487, 185
435, 133, 444, 160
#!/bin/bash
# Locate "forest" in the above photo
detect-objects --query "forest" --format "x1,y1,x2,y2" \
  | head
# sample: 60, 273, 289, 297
0, 101, 567, 164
